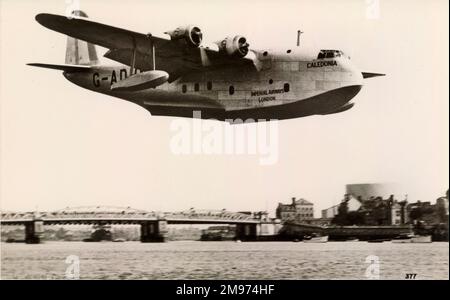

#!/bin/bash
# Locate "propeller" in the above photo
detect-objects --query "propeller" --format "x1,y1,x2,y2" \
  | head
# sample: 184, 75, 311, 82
190, 27, 203, 45
237, 37, 249, 55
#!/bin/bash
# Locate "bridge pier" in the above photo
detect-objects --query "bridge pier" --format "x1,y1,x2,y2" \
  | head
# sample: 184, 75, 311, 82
235, 223, 257, 241
140, 219, 168, 242
24, 219, 44, 244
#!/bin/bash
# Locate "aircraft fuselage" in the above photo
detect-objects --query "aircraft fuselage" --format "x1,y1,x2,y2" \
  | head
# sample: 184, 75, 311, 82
63, 50, 364, 121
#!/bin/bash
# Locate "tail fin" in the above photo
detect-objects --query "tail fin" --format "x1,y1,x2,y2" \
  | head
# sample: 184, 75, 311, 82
65, 10, 99, 65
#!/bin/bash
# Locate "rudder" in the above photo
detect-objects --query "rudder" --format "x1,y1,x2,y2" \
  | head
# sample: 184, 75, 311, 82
65, 10, 99, 65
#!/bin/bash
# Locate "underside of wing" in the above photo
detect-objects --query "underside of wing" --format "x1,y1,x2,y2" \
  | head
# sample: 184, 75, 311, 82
35, 13, 167, 53
103, 48, 203, 82
35, 14, 212, 79
35, 13, 260, 82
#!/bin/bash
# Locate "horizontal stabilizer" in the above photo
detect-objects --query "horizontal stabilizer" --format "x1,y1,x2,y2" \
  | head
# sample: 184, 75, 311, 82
362, 72, 385, 79
27, 63, 91, 72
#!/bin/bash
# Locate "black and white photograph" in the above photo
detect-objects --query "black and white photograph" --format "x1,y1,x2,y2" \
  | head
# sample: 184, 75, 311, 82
0, 0, 448, 285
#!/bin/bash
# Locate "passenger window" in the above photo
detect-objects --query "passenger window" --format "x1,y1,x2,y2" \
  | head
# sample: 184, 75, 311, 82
229, 86, 235, 95
318, 52, 325, 59
182, 84, 187, 93
284, 83, 290, 93
194, 83, 199, 92
207, 81, 212, 90
326, 52, 334, 58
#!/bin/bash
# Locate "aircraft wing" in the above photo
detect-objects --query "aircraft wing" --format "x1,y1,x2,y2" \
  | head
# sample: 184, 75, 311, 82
35, 13, 256, 81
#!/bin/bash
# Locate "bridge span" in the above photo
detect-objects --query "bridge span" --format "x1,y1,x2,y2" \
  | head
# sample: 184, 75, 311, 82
1, 206, 277, 243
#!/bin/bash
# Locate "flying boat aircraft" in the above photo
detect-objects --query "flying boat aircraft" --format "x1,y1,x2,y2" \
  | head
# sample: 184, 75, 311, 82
29, 11, 384, 122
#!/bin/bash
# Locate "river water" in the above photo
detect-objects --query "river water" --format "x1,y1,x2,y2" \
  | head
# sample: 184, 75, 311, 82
1, 241, 448, 280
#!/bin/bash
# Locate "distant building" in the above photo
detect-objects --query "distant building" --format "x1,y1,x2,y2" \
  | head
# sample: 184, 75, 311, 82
436, 197, 449, 215
389, 197, 403, 225
324, 183, 409, 226
276, 197, 314, 223
321, 205, 339, 219
322, 194, 362, 219
323, 184, 447, 227
436, 191, 449, 222
346, 183, 405, 200
407, 194, 449, 225
345, 184, 408, 226
358, 195, 408, 226
406, 201, 433, 224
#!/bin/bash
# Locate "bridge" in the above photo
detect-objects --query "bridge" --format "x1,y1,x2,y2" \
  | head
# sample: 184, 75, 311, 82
1, 206, 273, 243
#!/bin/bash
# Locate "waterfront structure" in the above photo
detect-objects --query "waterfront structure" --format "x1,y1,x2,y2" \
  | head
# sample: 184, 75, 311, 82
345, 183, 405, 200
0, 206, 263, 243
321, 194, 361, 219
323, 184, 409, 226
390, 201, 403, 225
254, 211, 282, 236
201, 226, 236, 241
436, 191, 449, 222
276, 197, 314, 223
407, 196, 449, 225
309, 218, 332, 226
356, 195, 408, 226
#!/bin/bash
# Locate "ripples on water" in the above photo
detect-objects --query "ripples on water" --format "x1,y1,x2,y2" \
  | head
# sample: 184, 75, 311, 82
1, 241, 448, 279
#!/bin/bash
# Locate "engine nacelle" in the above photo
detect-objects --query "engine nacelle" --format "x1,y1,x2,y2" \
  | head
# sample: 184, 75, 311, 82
164, 25, 203, 47
217, 35, 249, 58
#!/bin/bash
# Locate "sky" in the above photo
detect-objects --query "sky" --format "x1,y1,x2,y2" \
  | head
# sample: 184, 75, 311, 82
0, 0, 448, 217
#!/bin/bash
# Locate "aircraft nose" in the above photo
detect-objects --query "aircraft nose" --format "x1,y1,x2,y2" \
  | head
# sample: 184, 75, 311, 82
340, 59, 363, 86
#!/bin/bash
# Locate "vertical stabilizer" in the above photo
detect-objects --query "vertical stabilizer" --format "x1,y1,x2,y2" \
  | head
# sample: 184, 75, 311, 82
65, 10, 99, 65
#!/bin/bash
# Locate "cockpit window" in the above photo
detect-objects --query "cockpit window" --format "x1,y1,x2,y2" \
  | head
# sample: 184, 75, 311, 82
317, 50, 345, 59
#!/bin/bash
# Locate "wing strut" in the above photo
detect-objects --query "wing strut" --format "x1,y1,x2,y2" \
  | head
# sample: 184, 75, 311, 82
151, 42, 156, 70
130, 38, 137, 75
129, 35, 156, 73
112, 35, 168, 91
